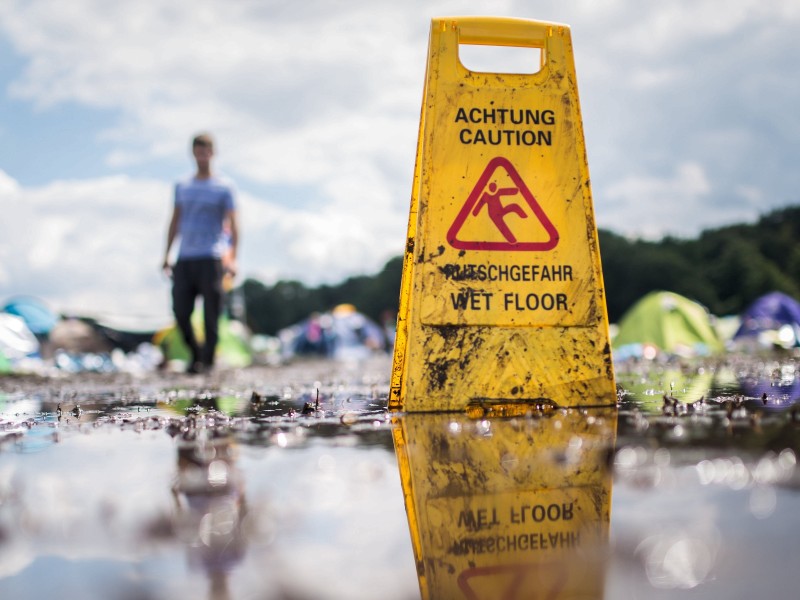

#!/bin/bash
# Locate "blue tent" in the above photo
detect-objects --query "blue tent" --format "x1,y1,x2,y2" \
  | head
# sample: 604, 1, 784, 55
734, 292, 800, 346
2, 296, 59, 337
279, 304, 386, 360
0, 313, 40, 360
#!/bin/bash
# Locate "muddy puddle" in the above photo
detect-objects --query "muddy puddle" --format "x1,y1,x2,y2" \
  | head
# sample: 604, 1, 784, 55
1, 354, 799, 599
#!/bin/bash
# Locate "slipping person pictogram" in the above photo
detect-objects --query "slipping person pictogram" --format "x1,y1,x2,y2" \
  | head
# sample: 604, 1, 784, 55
447, 157, 558, 252
471, 182, 527, 243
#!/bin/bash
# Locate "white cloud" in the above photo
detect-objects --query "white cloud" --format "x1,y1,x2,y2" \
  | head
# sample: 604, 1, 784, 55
0, 170, 20, 195
602, 162, 719, 239
0, 172, 173, 319
0, 167, 404, 319
0, 0, 428, 180
1, 1, 799, 319
734, 184, 764, 206
237, 176, 404, 288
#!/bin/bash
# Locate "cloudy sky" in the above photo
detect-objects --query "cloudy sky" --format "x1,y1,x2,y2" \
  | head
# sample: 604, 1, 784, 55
1, 0, 798, 324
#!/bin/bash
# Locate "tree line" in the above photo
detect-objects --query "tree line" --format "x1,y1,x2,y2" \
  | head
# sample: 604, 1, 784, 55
235, 205, 800, 335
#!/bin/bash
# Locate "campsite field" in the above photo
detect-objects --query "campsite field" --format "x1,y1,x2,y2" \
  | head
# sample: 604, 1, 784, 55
0, 352, 799, 599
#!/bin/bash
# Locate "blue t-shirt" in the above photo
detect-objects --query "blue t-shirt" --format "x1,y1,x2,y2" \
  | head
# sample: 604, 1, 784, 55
174, 175, 235, 260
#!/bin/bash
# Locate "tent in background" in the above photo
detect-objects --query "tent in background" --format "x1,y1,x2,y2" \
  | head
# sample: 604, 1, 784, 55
732, 291, 800, 349
279, 304, 386, 361
714, 314, 742, 346
613, 291, 723, 358
91, 314, 164, 353
49, 318, 112, 354
2, 296, 58, 338
153, 313, 252, 369
0, 313, 40, 360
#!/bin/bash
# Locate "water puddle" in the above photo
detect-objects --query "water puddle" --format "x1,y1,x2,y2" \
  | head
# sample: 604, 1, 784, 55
0, 355, 798, 598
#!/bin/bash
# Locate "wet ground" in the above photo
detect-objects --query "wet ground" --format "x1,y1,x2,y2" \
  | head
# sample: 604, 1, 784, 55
1, 353, 799, 599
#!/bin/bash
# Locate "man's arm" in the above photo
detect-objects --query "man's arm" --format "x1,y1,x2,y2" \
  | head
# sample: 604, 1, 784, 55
224, 209, 239, 277
162, 204, 181, 274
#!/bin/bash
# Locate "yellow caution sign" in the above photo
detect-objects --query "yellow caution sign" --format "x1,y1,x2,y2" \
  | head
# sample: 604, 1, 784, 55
393, 408, 617, 599
390, 17, 615, 412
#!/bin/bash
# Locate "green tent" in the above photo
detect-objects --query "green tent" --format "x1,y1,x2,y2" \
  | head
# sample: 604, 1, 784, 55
153, 312, 252, 369
0, 349, 10, 374
613, 291, 724, 356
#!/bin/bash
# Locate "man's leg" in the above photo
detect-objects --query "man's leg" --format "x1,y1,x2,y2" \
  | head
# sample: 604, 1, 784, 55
198, 259, 224, 367
172, 261, 201, 369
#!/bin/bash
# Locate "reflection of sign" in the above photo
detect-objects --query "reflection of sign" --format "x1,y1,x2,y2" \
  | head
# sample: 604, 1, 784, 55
458, 563, 568, 600
448, 157, 558, 251
428, 489, 594, 556
392, 410, 617, 600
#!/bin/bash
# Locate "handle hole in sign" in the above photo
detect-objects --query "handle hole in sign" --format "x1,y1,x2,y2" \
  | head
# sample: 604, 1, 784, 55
458, 44, 543, 75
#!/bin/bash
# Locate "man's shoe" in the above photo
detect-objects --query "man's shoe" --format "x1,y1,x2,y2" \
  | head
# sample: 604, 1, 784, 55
186, 361, 205, 375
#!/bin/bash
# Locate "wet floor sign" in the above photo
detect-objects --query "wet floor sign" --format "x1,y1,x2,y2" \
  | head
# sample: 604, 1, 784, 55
390, 17, 616, 412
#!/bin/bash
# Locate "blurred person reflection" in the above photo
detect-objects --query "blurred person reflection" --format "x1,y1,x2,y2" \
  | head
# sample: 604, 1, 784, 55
172, 429, 247, 600
162, 132, 239, 374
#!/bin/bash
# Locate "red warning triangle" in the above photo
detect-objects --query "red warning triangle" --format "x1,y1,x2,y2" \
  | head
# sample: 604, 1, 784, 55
456, 562, 568, 600
447, 157, 558, 251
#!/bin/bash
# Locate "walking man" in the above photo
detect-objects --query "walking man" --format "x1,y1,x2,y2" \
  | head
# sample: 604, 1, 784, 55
162, 133, 238, 373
